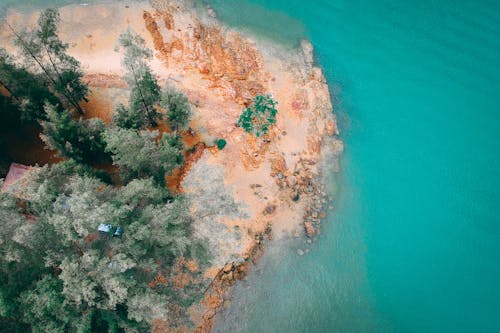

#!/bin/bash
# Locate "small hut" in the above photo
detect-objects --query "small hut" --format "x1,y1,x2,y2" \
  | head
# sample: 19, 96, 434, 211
1, 163, 31, 193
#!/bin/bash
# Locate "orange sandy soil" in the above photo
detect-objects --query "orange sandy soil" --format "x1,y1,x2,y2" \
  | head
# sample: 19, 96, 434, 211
0, 1, 343, 332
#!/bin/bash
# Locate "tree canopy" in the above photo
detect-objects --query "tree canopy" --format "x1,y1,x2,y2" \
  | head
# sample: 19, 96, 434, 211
0, 166, 208, 332
103, 127, 184, 186
161, 87, 191, 131
7, 8, 88, 114
39, 103, 108, 164
0, 12, 208, 333
115, 29, 162, 128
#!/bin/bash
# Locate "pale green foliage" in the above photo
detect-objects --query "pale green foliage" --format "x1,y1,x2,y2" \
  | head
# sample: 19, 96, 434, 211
104, 127, 184, 185
127, 288, 167, 323
48, 176, 118, 243
0, 146, 206, 332
0, 185, 27, 262
59, 250, 134, 310
116, 177, 168, 209
137, 199, 193, 260
160, 87, 191, 131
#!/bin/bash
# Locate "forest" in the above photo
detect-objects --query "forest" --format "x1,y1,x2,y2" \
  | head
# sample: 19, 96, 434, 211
0, 9, 209, 332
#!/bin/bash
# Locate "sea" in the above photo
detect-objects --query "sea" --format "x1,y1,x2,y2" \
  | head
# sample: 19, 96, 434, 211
2, 1, 499, 332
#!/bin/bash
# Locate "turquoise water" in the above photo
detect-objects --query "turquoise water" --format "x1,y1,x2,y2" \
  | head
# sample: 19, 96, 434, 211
2, 0, 499, 332
207, 1, 500, 332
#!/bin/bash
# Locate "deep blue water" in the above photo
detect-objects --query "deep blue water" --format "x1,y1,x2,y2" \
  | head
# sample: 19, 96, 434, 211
2, 0, 499, 332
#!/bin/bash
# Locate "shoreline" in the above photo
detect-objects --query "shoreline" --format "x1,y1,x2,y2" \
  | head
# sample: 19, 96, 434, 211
0, 1, 343, 331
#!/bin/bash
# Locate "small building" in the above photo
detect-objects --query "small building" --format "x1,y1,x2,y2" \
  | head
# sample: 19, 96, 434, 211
2, 163, 31, 193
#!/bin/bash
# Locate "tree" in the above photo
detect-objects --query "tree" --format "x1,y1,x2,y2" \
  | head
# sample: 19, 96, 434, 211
160, 87, 191, 131
0, 48, 61, 122
40, 103, 108, 164
112, 103, 145, 130
19, 276, 73, 333
45, 176, 118, 245
117, 29, 162, 127
237, 94, 278, 137
0, 163, 209, 332
104, 128, 184, 185
7, 8, 88, 114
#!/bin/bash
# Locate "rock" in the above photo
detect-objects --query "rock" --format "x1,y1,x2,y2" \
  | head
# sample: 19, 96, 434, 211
223, 263, 233, 273
310, 67, 326, 83
304, 221, 315, 237
326, 119, 337, 136
301, 39, 314, 66
297, 249, 305, 256
207, 7, 217, 18
264, 204, 276, 215
287, 175, 297, 187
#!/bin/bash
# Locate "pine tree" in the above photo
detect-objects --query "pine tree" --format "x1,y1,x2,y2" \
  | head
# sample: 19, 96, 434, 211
116, 29, 162, 127
0, 48, 61, 121
104, 128, 184, 185
39, 103, 108, 164
160, 87, 191, 131
6, 8, 88, 114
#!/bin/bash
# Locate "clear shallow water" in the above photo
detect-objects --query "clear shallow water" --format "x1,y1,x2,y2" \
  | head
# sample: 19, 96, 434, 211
2, 0, 500, 332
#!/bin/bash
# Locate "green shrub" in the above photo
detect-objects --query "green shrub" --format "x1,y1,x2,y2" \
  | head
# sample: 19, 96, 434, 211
216, 138, 227, 150
237, 94, 278, 137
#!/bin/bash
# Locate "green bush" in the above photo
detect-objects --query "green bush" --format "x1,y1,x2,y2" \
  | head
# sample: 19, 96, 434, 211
216, 138, 227, 150
237, 94, 278, 137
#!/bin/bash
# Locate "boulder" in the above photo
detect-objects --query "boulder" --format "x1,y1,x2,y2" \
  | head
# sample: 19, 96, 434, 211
264, 205, 276, 215
304, 221, 315, 237
287, 175, 297, 187
223, 263, 233, 273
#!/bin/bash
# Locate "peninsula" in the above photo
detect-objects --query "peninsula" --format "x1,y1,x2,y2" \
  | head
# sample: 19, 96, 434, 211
0, 1, 342, 331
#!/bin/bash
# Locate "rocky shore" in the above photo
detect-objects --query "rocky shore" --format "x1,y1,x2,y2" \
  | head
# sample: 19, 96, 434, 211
0, 1, 342, 331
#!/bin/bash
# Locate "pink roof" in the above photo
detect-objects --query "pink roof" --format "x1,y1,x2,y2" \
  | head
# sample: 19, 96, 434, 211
2, 163, 31, 193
